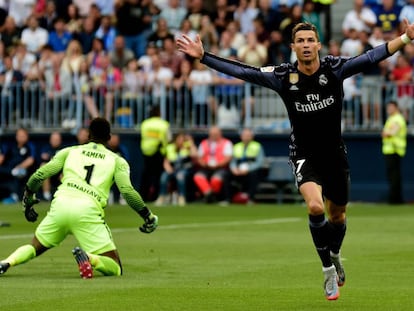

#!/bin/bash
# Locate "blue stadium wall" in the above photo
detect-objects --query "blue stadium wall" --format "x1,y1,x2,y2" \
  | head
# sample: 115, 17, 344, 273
4, 131, 414, 203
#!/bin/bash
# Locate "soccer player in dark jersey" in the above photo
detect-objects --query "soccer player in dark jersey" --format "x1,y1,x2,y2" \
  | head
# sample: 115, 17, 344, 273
176, 19, 414, 300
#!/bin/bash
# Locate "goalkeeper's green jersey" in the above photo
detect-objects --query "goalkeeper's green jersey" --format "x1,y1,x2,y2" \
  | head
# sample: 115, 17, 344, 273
27, 142, 146, 211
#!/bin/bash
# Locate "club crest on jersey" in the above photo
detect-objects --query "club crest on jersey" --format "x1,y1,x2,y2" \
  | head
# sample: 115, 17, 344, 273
319, 74, 328, 86
260, 66, 275, 73
289, 73, 299, 84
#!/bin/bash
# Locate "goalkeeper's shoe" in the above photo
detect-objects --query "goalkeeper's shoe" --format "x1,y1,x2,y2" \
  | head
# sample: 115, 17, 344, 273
330, 251, 345, 287
323, 265, 340, 301
0, 262, 10, 275
72, 247, 93, 279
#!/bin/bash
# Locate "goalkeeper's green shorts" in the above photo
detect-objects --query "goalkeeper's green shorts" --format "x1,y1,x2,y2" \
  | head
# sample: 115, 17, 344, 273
35, 195, 117, 254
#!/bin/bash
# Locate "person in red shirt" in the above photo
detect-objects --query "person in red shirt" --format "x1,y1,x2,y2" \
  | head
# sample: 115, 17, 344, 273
194, 126, 233, 204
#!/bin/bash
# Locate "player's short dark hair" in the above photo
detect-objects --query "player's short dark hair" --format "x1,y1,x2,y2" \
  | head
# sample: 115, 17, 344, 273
387, 100, 399, 108
291, 22, 320, 43
89, 117, 111, 143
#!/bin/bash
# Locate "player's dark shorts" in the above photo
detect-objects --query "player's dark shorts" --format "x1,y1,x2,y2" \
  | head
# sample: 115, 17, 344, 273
290, 146, 350, 206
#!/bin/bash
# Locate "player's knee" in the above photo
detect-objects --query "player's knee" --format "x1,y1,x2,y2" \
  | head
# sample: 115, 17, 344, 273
329, 211, 346, 224
307, 199, 324, 215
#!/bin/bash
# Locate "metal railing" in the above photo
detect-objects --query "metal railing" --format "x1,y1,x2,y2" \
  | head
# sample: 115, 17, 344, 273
0, 78, 412, 133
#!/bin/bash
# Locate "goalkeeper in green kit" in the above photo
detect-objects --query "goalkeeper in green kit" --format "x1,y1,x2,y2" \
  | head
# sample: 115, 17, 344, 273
0, 118, 158, 278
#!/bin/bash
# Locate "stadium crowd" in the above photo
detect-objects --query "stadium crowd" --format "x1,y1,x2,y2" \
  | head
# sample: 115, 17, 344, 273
0, 0, 414, 129
1, 0, 414, 204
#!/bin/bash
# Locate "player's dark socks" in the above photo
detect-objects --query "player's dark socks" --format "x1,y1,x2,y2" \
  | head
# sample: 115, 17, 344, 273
309, 214, 332, 267
328, 221, 347, 254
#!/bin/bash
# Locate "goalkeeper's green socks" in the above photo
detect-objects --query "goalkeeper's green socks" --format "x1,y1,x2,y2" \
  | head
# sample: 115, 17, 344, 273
87, 253, 122, 276
3, 244, 36, 266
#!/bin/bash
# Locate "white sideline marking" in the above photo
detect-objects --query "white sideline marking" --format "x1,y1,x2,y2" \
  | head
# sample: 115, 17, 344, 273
0, 218, 301, 240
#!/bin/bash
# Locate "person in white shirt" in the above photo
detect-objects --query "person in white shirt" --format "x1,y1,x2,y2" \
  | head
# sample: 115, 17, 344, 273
8, 0, 35, 29
20, 15, 49, 54
342, 0, 377, 38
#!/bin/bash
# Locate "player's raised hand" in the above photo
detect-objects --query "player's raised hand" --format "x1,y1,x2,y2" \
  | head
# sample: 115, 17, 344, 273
176, 34, 204, 59
402, 18, 414, 40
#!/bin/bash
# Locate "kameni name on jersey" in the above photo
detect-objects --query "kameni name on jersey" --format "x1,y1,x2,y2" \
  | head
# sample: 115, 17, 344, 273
82, 150, 106, 159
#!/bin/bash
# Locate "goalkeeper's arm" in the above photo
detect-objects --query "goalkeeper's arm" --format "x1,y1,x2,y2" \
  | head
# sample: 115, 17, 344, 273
114, 157, 158, 233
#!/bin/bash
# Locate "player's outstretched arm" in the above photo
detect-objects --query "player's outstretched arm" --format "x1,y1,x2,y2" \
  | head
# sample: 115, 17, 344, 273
388, 18, 414, 55
114, 157, 158, 233
176, 34, 205, 59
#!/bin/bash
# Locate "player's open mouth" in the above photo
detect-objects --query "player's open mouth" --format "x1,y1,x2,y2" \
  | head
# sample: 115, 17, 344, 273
303, 51, 311, 56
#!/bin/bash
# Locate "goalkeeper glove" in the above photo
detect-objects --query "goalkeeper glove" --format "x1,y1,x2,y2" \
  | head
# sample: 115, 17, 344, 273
139, 213, 158, 234
22, 188, 40, 222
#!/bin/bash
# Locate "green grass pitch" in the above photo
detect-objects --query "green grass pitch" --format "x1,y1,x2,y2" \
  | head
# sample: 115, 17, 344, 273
0, 202, 413, 311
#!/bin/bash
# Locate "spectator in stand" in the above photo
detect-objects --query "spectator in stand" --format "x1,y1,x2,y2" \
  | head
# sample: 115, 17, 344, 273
359, 30, 385, 128
43, 55, 74, 128
172, 58, 193, 125
399, 0, 414, 24
0, 127, 36, 204
211, 0, 234, 36
185, 0, 209, 31
257, 0, 282, 32
280, 3, 304, 62
175, 18, 197, 42
189, 59, 213, 126
342, 0, 377, 38
369, 25, 386, 47
21, 15, 49, 55
61, 39, 85, 75
230, 128, 265, 204
115, 0, 154, 58
76, 127, 89, 145
48, 17, 73, 54
193, 126, 233, 204
0, 53, 24, 127
37, 44, 55, 85
340, 28, 363, 57
88, 3, 103, 31
78, 59, 100, 120
8, 0, 36, 30
155, 132, 198, 206
109, 35, 135, 69
122, 58, 146, 109
65, 3, 83, 35
389, 54, 414, 122
234, 0, 259, 35
160, 0, 188, 35
90, 53, 123, 121
253, 17, 271, 47
302, 0, 324, 44
87, 37, 105, 68
237, 31, 268, 67
95, 15, 117, 52
226, 20, 246, 50
372, 0, 402, 41
12, 42, 37, 78
159, 36, 184, 77
95, 0, 115, 16
146, 53, 174, 106
0, 16, 21, 49
137, 42, 158, 74
76, 17, 96, 55
54, 0, 72, 21
198, 15, 219, 52
73, 0, 97, 18
0, 41, 5, 73
217, 29, 237, 58
147, 17, 175, 49
39, 131, 64, 200
38, 0, 58, 31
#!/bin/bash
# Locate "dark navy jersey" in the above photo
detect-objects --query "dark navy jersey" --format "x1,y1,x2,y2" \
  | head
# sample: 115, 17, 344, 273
202, 44, 391, 157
